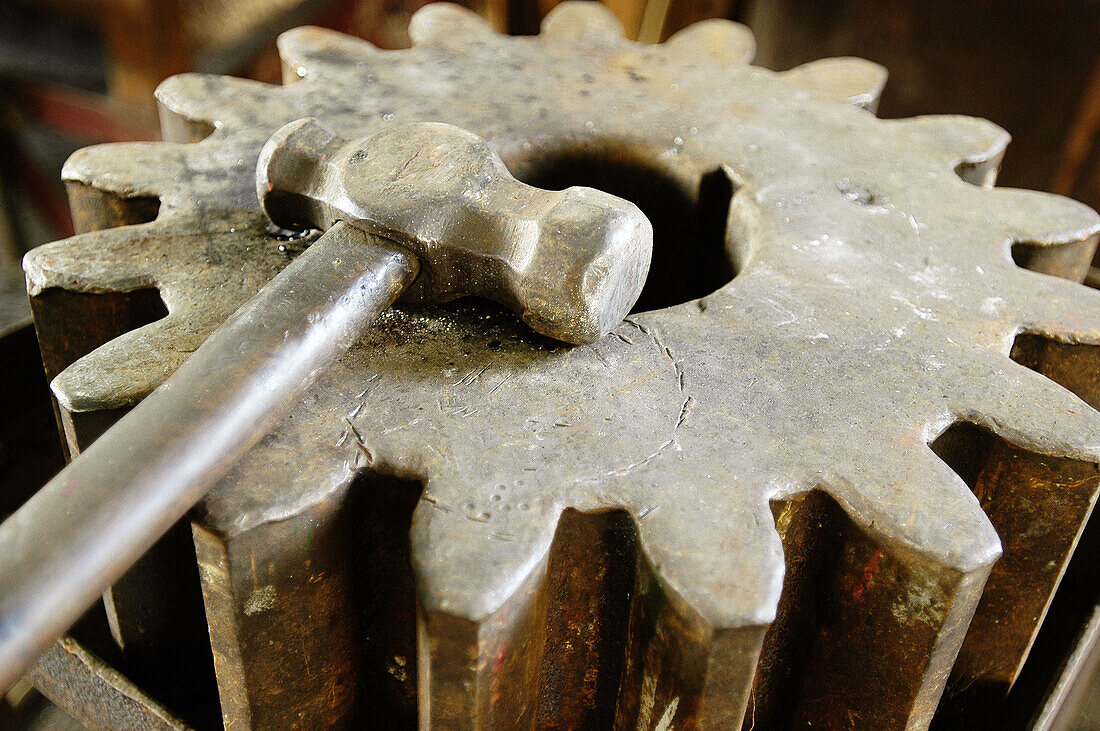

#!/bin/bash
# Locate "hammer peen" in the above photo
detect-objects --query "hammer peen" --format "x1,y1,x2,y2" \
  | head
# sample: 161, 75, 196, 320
0, 120, 652, 691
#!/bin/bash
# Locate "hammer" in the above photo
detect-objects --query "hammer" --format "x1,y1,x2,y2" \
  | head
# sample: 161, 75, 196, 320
0, 120, 651, 691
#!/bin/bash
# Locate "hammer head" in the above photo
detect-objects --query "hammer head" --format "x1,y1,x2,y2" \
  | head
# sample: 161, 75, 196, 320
257, 118, 652, 344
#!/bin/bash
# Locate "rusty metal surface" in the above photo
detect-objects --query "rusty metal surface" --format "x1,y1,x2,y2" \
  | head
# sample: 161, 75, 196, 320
21, 3, 1100, 727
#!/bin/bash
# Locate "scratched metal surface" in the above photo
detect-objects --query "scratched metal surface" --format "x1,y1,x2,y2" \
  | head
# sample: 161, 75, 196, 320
22, 3, 1100, 727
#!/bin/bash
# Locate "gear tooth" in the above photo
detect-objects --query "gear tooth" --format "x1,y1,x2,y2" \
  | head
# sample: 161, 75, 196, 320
827, 442, 1001, 574
23, 225, 160, 298
781, 57, 887, 111
988, 188, 1100, 252
661, 18, 755, 65
611, 489, 776, 727
890, 115, 1010, 186
408, 2, 497, 48
52, 314, 202, 412
277, 26, 375, 85
540, 1, 626, 42
62, 142, 185, 203
411, 495, 579, 727
633, 491, 783, 628
1011, 268, 1100, 345
29, 213, 290, 408
155, 73, 277, 138
410, 484, 559, 621
950, 355, 1100, 463
24, 223, 185, 412
62, 141, 240, 221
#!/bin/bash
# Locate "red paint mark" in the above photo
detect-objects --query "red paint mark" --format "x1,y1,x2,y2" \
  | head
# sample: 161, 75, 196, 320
490, 641, 508, 706
492, 642, 507, 675
853, 548, 883, 601
59, 476, 78, 498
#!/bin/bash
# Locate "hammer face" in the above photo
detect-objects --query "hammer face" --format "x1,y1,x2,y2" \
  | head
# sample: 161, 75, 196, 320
258, 119, 653, 344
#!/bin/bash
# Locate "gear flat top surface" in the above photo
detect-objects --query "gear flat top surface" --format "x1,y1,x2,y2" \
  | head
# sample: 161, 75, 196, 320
24, 2, 1100, 627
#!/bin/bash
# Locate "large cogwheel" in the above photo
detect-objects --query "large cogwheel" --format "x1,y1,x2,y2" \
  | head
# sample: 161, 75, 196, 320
24, 3, 1100, 728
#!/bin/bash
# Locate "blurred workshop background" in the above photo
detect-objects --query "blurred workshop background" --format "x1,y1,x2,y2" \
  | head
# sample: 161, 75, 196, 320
1, 0, 1099, 728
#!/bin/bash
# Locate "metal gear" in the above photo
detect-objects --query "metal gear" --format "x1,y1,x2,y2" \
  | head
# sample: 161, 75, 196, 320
23, 3, 1100, 728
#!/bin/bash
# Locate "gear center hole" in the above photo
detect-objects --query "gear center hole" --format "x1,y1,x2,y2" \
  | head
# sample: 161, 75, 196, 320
509, 151, 737, 313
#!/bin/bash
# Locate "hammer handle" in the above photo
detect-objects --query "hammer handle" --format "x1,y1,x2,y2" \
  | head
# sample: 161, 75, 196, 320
0, 222, 416, 692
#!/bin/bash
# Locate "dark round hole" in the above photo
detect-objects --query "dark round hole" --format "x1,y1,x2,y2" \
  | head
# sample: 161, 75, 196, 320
511, 150, 736, 313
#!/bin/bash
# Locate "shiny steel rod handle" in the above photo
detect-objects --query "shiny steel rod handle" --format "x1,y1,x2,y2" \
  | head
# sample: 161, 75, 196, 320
0, 222, 417, 692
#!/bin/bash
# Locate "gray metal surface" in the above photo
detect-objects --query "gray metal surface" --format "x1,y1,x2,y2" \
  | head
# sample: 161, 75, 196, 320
21, 3, 1100, 727
260, 119, 652, 345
